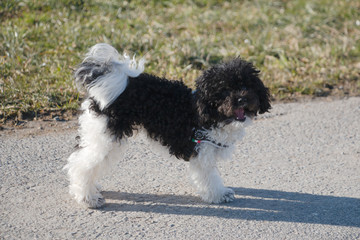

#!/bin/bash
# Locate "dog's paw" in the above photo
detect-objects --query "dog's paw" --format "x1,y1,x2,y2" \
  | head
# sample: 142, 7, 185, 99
200, 187, 235, 204
83, 195, 105, 209
220, 188, 235, 203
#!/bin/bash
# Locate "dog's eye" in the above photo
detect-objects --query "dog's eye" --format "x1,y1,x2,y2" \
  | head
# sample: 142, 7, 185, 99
238, 97, 247, 104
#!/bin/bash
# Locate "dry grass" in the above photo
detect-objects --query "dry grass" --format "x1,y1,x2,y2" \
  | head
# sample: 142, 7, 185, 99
1, 0, 359, 123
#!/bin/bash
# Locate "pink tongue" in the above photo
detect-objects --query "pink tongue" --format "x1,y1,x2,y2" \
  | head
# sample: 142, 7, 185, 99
234, 108, 245, 120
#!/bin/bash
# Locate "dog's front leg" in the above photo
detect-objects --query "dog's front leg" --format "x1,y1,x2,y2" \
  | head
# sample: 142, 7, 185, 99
189, 152, 235, 203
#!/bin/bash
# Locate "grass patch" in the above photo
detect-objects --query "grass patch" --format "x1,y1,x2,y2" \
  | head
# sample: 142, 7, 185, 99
1, 0, 359, 123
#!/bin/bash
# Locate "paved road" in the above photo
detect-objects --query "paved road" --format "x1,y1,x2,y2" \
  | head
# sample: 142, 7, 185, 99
1, 97, 360, 239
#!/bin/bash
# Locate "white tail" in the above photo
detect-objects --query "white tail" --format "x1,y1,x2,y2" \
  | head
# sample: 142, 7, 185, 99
74, 43, 145, 110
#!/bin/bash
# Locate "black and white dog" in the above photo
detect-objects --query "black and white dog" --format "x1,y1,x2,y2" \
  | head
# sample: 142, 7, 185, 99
65, 43, 271, 208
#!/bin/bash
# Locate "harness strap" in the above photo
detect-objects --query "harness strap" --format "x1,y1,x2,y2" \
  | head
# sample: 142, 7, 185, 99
191, 128, 229, 149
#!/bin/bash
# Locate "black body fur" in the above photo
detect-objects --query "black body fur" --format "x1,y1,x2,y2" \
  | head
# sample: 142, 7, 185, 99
90, 73, 198, 160
78, 58, 271, 161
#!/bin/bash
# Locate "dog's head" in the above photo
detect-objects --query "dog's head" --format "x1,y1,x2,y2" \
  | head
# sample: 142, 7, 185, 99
195, 58, 271, 128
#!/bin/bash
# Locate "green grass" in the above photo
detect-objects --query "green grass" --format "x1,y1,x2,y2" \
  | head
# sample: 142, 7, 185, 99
1, 0, 359, 122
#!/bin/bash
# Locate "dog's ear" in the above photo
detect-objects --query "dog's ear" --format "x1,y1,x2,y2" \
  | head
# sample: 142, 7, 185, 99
250, 70, 271, 114
244, 62, 271, 114
258, 85, 271, 114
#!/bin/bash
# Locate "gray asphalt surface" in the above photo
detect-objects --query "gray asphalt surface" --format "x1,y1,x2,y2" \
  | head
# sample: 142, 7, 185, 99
1, 97, 360, 239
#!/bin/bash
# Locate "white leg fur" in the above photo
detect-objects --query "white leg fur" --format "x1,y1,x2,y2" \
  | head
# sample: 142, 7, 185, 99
64, 100, 124, 208
189, 152, 235, 203
189, 119, 251, 203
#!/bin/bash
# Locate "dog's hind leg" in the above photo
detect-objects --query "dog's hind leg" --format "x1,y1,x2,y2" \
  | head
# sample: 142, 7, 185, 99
189, 150, 235, 204
64, 100, 120, 208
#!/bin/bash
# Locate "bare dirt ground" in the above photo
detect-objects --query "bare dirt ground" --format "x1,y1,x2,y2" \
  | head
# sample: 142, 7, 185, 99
1, 97, 359, 239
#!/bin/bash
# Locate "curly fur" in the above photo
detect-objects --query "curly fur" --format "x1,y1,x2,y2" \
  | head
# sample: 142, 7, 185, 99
88, 73, 198, 160
195, 58, 271, 128
65, 43, 271, 208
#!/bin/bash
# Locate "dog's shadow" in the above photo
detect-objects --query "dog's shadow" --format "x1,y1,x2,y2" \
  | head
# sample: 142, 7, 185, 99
101, 187, 360, 227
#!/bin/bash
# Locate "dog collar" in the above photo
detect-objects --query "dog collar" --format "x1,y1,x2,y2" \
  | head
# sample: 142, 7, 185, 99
191, 128, 229, 149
